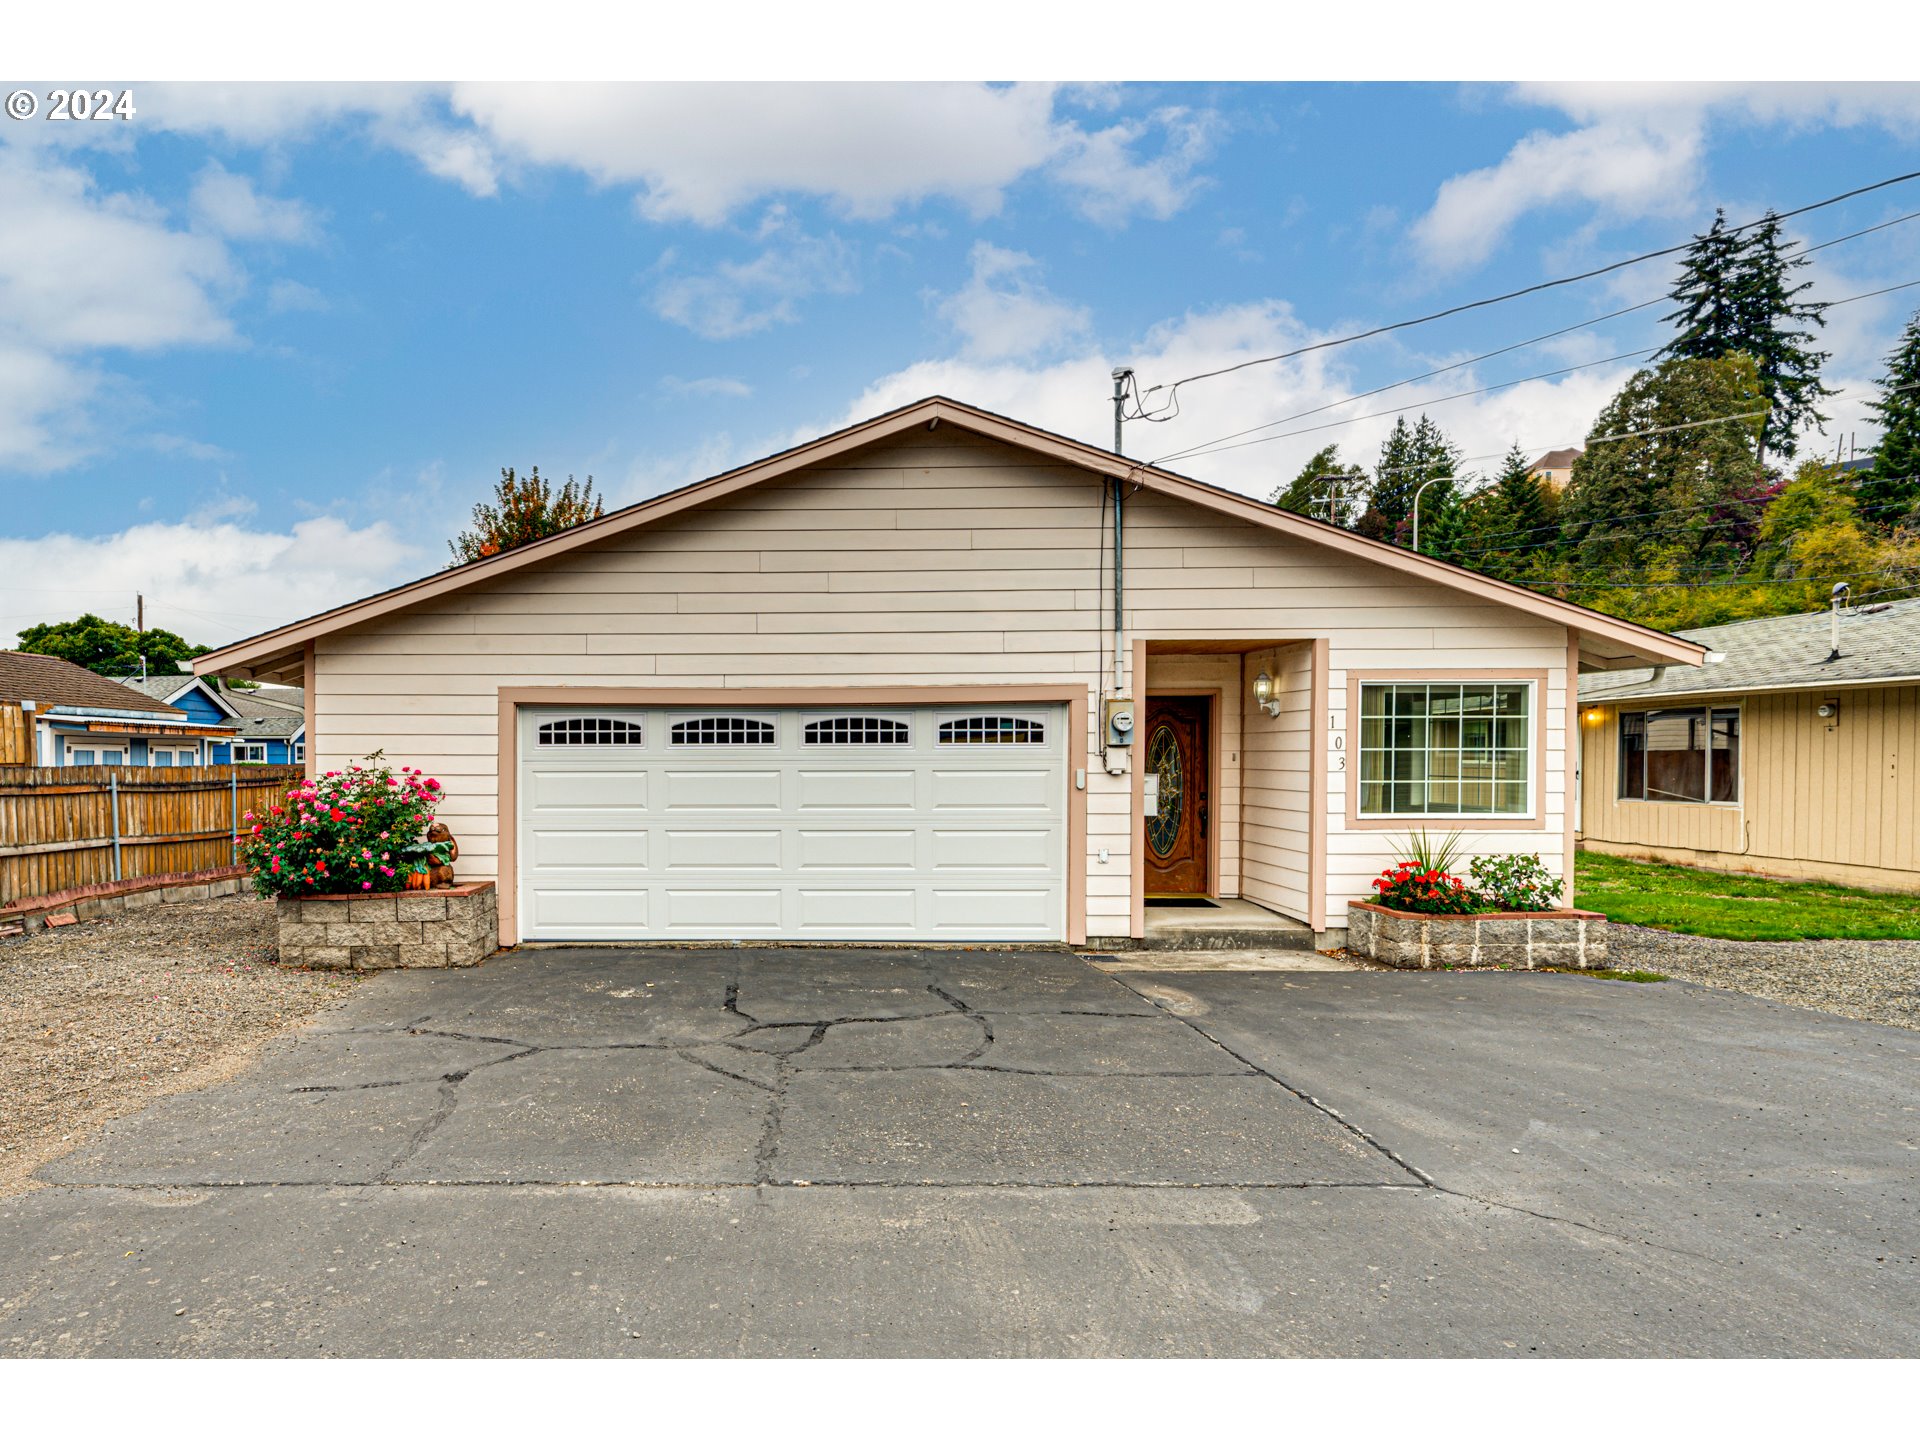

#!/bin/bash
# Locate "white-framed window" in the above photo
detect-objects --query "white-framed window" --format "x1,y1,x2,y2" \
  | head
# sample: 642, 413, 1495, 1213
152, 751, 174, 767
537, 716, 643, 747
803, 715, 910, 745
670, 716, 776, 746
292, 742, 305, 764
937, 715, 1046, 745
231, 743, 269, 764
1618, 706, 1740, 805
68, 747, 96, 766
1357, 681, 1534, 817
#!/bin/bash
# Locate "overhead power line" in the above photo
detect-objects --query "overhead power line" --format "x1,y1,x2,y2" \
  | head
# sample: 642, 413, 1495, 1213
1158, 275, 1920, 470
1131, 168, 1920, 408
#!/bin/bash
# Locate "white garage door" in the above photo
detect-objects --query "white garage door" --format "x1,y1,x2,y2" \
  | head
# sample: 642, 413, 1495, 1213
516, 703, 1069, 942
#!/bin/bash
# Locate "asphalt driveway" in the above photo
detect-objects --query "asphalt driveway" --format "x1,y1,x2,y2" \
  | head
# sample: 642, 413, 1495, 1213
2, 947, 1915, 1356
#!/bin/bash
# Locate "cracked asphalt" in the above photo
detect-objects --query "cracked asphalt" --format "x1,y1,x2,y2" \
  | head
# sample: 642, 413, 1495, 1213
1, 948, 1915, 1356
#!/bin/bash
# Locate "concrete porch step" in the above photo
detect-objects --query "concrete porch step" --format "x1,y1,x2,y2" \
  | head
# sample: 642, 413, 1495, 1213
1099, 898, 1318, 952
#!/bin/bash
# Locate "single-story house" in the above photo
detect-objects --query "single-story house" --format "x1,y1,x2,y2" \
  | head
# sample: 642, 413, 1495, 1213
1579, 595, 1920, 893
195, 397, 1701, 947
1528, 447, 1582, 492
117, 674, 306, 764
0, 652, 232, 766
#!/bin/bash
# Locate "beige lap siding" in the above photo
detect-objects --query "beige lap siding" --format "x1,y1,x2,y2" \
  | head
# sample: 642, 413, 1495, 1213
312, 426, 1573, 938
1239, 641, 1315, 924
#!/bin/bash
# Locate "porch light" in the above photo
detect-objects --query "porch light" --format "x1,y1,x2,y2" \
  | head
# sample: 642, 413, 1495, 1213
1253, 671, 1281, 718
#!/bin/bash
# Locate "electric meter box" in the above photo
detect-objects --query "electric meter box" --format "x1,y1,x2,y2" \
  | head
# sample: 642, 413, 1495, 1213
1103, 698, 1137, 748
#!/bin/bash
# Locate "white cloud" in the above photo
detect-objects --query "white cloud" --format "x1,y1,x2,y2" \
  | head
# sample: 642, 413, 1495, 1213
266, 278, 328, 313
1412, 118, 1703, 272
0, 148, 236, 352
189, 163, 321, 243
0, 514, 426, 649
651, 218, 855, 339
659, 375, 753, 399
133, 82, 1216, 227
0, 148, 243, 469
829, 301, 1638, 499
937, 243, 1090, 360
1413, 81, 1920, 272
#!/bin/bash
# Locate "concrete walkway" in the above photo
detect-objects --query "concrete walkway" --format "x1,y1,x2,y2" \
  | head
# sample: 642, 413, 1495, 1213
1, 948, 1914, 1356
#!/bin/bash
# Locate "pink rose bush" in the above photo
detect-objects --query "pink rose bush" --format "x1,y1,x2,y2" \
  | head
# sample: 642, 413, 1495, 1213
239, 758, 443, 899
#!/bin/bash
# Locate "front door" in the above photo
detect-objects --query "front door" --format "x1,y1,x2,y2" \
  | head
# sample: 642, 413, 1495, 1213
1143, 695, 1210, 896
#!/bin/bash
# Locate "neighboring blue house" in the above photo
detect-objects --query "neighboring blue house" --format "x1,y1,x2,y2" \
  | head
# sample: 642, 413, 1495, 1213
115, 675, 306, 765
0, 653, 225, 766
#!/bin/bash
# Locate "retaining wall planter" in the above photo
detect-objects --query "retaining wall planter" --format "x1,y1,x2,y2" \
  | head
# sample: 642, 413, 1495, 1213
275, 880, 498, 970
0, 866, 251, 938
1348, 900, 1608, 970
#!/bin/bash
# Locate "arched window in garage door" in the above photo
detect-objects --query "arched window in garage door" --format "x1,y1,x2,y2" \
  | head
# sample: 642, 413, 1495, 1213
537, 716, 644, 747
670, 716, 777, 746
803, 716, 911, 745
937, 715, 1046, 745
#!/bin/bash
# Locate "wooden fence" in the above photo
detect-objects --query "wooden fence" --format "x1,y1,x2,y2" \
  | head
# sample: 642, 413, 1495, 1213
0, 765, 304, 908
0, 704, 29, 766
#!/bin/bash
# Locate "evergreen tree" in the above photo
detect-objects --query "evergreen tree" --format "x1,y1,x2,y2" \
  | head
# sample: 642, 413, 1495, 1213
1658, 208, 1832, 464
450, 467, 605, 565
1370, 414, 1459, 546
1660, 209, 1747, 362
1269, 444, 1364, 525
1559, 356, 1768, 581
1860, 307, 1920, 524
1736, 213, 1833, 463
1456, 445, 1557, 582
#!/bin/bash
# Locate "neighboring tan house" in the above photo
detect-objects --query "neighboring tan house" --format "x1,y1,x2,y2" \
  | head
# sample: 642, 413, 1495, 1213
195, 396, 1700, 947
1579, 596, 1920, 892
116, 674, 306, 764
1529, 448, 1582, 492
0, 651, 229, 765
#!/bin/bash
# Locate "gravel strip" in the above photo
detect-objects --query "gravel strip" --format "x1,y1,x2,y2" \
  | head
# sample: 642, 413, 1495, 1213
0, 894, 361, 1196
1609, 923, 1920, 1031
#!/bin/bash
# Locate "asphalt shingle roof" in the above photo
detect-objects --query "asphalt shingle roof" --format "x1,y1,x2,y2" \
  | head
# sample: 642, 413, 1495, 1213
1580, 596, 1920, 704
0, 652, 187, 716
114, 674, 203, 705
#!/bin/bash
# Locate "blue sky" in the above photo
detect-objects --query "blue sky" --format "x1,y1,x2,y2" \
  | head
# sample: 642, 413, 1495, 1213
3, 80, 1919, 647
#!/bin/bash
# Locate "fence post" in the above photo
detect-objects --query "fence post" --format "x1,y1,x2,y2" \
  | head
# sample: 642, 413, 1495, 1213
110, 772, 123, 882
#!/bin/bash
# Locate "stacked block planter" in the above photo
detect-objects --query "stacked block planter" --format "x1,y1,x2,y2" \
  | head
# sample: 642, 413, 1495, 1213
275, 881, 498, 970
1348, 900, 1608, 970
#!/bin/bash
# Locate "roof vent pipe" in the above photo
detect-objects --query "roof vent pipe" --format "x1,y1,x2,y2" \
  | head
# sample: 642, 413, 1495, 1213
1828, 581, 1850, 663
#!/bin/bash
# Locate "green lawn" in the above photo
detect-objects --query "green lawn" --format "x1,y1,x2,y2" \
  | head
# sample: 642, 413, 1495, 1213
1573, 851, 1920, 941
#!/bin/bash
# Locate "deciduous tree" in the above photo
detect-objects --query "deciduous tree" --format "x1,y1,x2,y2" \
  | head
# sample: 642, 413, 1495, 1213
14, 613, 208, 677
450, 467, 606, 565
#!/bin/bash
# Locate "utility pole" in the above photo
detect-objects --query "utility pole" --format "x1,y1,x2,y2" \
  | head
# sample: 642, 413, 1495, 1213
136, 593, 146, 681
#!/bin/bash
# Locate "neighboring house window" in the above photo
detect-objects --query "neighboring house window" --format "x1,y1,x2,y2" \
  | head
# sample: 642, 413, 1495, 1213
803, 716, 910, 745
69, 747, 96, 765
231, 743, 269, 763
938, 716, 1046, 745
1357, 681, 1533, 816
670, 716, 775, 745
292, 742, 305, 763
153, 751, 174, 767
1618, 707, 1740, 804
537, 716, 643, 747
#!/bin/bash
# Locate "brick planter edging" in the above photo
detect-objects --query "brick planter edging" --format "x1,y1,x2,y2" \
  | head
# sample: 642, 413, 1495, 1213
275, 881, 499, 970
1, 866, 251, 937
1348, 900, 1608, 970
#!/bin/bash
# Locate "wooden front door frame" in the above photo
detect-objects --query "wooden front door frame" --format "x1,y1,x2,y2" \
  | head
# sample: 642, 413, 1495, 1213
1141, 688, 1221, 901
495, 683, 1090, 948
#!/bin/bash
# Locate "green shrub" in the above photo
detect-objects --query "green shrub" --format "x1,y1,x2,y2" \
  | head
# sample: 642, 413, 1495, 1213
1469, 853, 1562, 912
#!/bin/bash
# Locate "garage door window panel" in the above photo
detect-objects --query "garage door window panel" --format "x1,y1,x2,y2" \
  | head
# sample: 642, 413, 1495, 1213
938, 715, 1046, 745
538, 716, 643, 747
671, 716, 776, 746
804, 716, 911, 745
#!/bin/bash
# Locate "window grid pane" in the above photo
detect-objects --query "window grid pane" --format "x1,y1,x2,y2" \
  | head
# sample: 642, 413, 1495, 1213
803, 716, 911, 745
937, 716, 1045, 745
538, 716, 644, 747
1358, 682, 1530, 816
670, 716, 776, 746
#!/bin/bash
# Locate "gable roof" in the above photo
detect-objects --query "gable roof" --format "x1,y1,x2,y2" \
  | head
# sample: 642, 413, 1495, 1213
196, 395, 1705, 681
1581, 596, 1920, 704
224, 684, 303, 719
1531, 447, 1582, 470
117, 673, 241, 718
0, 652, 187, 717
